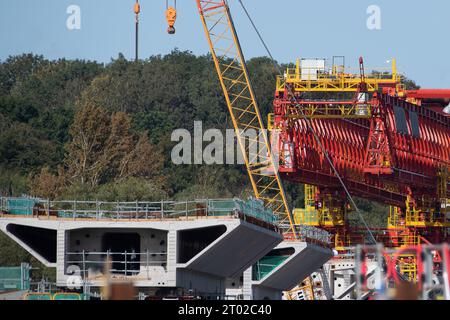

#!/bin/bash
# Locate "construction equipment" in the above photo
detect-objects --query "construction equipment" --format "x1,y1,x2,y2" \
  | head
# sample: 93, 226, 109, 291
355, 244, 450, 300
134, 0, 140, 61
137, 1, 449, 298
123, 0, 298, 235
165, 0, 177, 34
192, 0, 296, 234
277, 58, 399, 94
272, 52, 449, 297
274, 54, 450, 243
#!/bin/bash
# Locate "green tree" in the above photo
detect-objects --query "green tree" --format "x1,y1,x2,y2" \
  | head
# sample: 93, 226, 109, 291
0, 54, 48, 96
64, 102, 111, 188
95, 177, 168, 202
11, 59, 102, 111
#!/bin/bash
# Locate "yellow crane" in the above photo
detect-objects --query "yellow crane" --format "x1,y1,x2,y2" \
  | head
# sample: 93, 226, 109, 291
159, 0, 296, 235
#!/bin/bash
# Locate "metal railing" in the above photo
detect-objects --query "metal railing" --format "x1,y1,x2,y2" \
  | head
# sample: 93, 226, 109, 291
1, 196, 336, 246
284, 225, 331, 246
334, 230, 421, 249
0, 197, 278, 226
283, 66, 396, 82
66, 250, 168, 278
276, 65, 399, 93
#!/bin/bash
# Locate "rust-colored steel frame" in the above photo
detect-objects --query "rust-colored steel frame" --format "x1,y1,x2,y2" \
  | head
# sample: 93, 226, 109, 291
274, 90, 450, 209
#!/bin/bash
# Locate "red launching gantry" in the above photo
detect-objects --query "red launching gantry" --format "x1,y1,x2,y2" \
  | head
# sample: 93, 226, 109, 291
271, 57, 450, 249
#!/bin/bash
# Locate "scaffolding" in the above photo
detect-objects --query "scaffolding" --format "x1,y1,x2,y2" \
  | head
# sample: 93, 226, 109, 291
284, 277, 315, 300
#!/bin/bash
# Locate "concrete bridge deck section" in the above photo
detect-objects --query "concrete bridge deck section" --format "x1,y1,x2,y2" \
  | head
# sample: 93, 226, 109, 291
181, 221, 281, 279
225, 241, 333, 300
254, 242, 333, 289
0, 215, 282, 298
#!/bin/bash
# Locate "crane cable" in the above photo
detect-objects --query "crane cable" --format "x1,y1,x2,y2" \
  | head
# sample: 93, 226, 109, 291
236, 0, 377, 245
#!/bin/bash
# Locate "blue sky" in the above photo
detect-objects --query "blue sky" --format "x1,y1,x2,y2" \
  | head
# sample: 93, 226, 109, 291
1, 0, 450, 88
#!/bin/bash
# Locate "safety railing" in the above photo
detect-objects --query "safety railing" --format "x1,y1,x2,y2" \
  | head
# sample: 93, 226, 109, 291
294, 208, 345, 228
334, 230, 421, 250
293, 208, 320, 226
65, 250, 168, 278
283, 66, 396, 81
397, 255, 418, 282
276, 65, 399, 93
405, 208, 450, 227
23, 292, 83, 300
0, 197, 278, 227
284, 225, 331, 247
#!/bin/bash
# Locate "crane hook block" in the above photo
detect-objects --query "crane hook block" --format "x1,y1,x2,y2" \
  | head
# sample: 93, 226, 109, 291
134, 2, 140, 15
166, 6, 177, 34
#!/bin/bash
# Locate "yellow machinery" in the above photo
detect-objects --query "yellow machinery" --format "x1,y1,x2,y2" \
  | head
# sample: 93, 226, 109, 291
388, 194, 450, 229
397, 255, 418, 283
270, 57, 402, 120
284, 277, 315, 300
438, 166, 449, 218
195, 1, 295, 233
276, 58, 400, 94
294, 185, 345, 228
293, 185, 320, 226
387, 206, 403, 229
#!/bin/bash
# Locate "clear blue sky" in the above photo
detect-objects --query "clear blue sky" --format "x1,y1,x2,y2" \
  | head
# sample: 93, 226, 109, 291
1, 0, 450, 88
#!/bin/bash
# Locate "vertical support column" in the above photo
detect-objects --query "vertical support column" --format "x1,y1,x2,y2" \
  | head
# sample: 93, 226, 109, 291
242, 267, 253, 300
56, 229, 67, 287
319, 265, 333, 300
166, 226, 177, 287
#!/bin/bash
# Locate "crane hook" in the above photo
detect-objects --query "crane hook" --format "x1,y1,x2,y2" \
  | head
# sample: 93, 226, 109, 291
134, 0, 140, 15
166, 0, 177, 34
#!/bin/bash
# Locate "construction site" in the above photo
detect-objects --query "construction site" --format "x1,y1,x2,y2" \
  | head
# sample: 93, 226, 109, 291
0, 0, 449, 301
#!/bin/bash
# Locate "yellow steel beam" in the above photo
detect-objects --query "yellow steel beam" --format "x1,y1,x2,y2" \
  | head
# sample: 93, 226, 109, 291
285, 103, 372, 119
197, 1, 296, 234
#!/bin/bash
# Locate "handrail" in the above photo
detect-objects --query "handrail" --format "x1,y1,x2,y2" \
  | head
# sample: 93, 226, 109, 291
65, 250, 169, 279
0, 196, 278, 227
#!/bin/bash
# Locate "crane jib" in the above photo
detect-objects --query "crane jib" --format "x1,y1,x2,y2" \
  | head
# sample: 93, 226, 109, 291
196, 0, 297, 236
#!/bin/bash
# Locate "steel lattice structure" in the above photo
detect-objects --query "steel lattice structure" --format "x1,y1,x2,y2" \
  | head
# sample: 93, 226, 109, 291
273, 66, 450, 209
272, 57, 450, 249
196, 0, 296, 233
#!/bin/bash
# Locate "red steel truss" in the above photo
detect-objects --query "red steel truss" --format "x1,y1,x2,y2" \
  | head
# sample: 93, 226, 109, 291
273, 89, 450, 209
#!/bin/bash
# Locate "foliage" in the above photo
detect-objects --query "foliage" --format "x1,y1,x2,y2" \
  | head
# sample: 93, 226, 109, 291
95, 177, 168, 202
30, 103, 165, 198
29, 166, 66, 200
348, 198, 389, 229
0, 232, 56, 282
